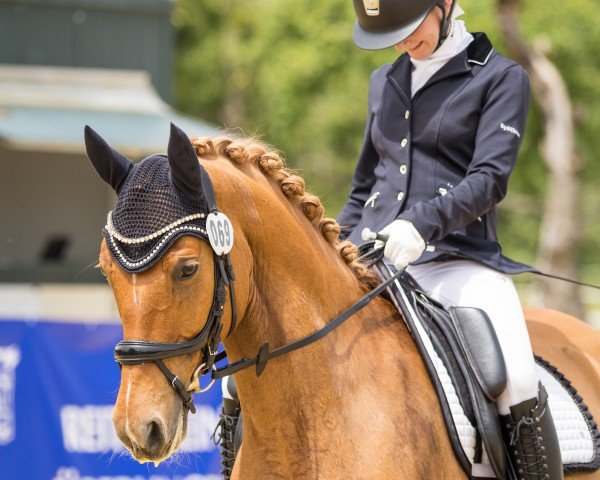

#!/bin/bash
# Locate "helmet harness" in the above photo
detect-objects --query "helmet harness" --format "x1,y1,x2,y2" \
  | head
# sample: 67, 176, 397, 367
435, 0, 457, 51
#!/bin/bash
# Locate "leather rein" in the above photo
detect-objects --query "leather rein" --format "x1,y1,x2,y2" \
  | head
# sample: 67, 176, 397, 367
111, 162, 397, 414
210, 263, 402, 381
113, 224, 398, 413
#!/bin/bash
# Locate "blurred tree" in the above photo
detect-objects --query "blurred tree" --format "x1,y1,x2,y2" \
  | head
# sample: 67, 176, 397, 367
497, 0, 584, 317
174, 0, 600, 317
174, 0, 394, 212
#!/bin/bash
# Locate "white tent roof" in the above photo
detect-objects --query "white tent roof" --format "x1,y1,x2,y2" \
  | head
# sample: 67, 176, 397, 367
0, 64, 219, 156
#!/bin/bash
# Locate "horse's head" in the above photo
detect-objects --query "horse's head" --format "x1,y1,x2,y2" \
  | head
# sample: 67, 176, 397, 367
99, 235, 220, 463
87, 124, 377, 465
87, 124, 255, 463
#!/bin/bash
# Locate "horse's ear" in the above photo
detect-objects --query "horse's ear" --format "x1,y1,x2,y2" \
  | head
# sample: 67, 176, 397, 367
84, 126, 133, 193
167, 122, 205, 205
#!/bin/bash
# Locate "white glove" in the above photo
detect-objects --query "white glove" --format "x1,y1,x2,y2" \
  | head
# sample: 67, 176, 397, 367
377, 219, 426, 270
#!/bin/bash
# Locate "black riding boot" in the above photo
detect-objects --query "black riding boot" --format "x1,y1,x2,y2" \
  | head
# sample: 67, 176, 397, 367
212, 376, 242, 480
500, 383, 563, 480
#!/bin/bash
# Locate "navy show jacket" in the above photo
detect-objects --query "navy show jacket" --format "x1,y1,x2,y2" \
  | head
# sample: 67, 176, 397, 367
337, 33, 536, 274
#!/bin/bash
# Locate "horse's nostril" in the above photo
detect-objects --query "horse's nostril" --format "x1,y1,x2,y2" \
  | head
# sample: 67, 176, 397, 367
146, 420, 166, 453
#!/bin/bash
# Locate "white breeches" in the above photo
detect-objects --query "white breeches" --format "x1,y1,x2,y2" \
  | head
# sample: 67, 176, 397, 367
406, 260, 539, 414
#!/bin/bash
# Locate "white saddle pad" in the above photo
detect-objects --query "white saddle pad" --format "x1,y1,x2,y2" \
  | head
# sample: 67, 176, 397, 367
415, 305, 599, 477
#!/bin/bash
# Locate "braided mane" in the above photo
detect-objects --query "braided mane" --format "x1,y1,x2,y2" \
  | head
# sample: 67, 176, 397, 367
190, 135, 379, 289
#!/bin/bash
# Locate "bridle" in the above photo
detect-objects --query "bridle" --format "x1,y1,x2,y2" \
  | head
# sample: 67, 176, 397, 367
113, 164, 238, 414
113, 236, 401, 415
114, 251, 236, 414
111, 164, 401, 415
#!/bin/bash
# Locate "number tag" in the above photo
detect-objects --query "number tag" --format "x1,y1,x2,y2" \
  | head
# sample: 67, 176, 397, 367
207, 212, 234, 255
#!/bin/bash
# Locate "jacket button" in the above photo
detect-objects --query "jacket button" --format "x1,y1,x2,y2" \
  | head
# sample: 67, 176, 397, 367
397, 191, 405, 201
399, 164, 407, 175
405, 110, 410, 119
401, 138, 408, 148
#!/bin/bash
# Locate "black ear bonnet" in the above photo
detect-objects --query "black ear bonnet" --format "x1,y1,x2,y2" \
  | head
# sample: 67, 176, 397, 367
85, 123, 218, 273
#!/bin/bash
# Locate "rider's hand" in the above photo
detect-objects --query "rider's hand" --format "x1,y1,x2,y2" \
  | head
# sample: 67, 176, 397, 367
377, 219, 426, 270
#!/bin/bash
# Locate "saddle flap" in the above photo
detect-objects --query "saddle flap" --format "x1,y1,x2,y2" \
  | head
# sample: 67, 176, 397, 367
416, 298, 507, 479
449, 307, 507, 401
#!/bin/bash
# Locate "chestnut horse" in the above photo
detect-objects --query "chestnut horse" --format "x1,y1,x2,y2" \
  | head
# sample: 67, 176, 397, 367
98, 135, 600, 479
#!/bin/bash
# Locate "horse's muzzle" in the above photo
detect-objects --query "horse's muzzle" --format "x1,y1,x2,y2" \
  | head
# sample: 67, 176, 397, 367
115, 412, 179, 463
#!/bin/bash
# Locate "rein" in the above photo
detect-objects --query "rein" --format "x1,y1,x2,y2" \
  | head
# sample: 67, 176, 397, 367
210, 266, 403, 380
114, 238, 399, 413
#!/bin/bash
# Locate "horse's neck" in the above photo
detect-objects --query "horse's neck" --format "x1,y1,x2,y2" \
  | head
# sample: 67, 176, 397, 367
209, 163, 461, 477
228, 219, 376, 360
221, 221, 458, 476
225, 226, 413, 442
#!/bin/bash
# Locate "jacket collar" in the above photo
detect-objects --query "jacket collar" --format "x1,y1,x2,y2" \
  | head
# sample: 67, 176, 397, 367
466, 32, 494, 65
386, 33, 494, 104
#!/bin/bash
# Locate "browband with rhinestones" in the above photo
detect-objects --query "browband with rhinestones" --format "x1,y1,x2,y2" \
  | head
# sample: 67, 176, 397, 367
106, 211, 206, 245
106, 224, 207, 270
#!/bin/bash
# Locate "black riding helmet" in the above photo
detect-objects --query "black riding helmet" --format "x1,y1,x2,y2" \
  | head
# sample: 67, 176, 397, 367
353, 0, 456, 50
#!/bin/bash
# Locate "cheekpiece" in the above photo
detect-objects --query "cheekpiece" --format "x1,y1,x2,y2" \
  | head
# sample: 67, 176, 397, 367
103, 154, 209, 273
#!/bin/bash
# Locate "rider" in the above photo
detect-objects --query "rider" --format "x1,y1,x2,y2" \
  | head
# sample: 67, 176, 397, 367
338, 1, 563, 478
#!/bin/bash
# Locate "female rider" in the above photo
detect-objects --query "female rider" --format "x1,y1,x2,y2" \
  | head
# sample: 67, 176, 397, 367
337, 1, 563, 478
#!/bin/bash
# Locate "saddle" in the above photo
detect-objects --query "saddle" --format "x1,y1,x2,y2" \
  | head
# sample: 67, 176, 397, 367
373, 261, 600, 479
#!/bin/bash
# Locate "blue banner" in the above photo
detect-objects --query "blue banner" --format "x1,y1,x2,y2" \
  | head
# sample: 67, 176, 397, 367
0, 319, 223, 480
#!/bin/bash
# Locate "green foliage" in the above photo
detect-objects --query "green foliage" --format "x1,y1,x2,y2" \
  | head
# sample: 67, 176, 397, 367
174, 0, 393, 211
174, 0, 600, 272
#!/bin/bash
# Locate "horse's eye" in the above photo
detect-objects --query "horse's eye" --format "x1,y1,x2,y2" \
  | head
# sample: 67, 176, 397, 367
180, 263, 199, 278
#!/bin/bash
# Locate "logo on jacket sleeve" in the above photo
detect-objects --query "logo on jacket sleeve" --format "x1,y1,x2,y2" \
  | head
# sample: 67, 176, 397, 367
500, 123, 521, 138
